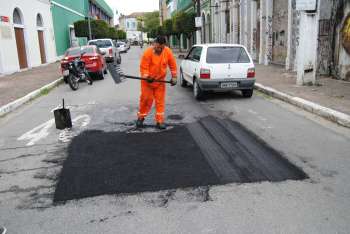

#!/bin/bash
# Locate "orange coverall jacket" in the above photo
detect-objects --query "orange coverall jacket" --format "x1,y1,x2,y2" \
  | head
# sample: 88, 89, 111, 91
138, 46, 177, 123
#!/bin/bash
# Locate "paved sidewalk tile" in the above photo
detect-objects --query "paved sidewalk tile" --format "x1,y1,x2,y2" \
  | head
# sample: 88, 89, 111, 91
0, 62, 61, 106
255, 64, 350, 115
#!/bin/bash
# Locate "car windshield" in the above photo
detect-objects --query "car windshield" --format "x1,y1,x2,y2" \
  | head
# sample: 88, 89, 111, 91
89, 40, 112, 48
66, 47, 94, 56
206, 47, 251, 63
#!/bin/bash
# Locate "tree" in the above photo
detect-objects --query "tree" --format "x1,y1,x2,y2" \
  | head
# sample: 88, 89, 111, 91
137, 11, 160, 40
74, 19, 112, 39
172, 11, 196, 51
116, 30, 126, 40
163, 19, 173, 43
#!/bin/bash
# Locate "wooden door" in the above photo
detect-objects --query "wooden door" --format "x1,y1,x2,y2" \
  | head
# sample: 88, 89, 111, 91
14, 27, 28, 69
38, 30, 46, 64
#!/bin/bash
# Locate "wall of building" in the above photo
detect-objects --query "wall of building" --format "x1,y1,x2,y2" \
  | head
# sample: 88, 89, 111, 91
0, 0, 57, 74
51, 0, 87, 56
336, 1, 350, 80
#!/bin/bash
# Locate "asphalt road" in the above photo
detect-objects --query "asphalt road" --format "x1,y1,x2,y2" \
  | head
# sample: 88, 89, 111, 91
0, 46, 350, 234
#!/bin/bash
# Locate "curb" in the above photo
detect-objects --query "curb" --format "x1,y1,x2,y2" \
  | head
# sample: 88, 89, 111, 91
0, 77, 63, 117
254, 83, 350, 128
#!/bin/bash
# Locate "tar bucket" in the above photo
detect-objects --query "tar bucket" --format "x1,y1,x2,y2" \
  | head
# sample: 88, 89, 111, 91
54, 99, 72, 130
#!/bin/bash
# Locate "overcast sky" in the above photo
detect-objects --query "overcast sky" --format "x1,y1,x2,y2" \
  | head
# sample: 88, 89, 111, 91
105, 0, 159, 24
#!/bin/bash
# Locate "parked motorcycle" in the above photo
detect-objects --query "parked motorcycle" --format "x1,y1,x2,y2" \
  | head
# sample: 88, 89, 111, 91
62, 52, 93, 91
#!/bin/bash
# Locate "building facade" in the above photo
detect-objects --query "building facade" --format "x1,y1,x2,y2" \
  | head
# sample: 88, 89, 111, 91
119, 12, 145, 42
203, 0, 350, 83
0, 0, 57, 74
51, 0, 113, 56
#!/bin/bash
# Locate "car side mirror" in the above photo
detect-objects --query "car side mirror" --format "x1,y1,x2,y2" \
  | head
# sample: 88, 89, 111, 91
101, 51, 106, 55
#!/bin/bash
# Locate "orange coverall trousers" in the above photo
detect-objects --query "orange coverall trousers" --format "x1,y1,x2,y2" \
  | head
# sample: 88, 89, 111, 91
137, 46, 177, 123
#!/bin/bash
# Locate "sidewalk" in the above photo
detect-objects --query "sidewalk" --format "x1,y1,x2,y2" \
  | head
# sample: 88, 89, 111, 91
0, 62, 61, 107
255, 64, 350, 116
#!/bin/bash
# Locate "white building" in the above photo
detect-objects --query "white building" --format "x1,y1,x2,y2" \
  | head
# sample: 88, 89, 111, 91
0, 0, 57, 75
119, 12, 147, 42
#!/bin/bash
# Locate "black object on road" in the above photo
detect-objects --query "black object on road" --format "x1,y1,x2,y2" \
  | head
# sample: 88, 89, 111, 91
0, 226, 7, 234
54, 99, 72, 130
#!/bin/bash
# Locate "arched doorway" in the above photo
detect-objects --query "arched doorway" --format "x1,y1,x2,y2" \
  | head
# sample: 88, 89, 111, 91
13, 8, 28, 69
37, 13, 46, 64
202, 13, 206, 44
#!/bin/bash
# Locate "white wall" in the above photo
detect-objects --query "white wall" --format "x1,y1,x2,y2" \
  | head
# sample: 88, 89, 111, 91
0, 0, 57, 75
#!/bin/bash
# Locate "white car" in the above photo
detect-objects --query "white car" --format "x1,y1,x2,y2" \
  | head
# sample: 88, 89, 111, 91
88, 39, 121, 64
180, 44, 256, 99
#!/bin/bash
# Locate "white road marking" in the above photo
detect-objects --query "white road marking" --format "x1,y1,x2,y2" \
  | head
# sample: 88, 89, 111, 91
17, 119, 55, 146
18, 114, 91, 146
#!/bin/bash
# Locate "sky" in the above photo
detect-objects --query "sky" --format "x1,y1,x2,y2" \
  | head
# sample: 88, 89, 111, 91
104, 0, 159, 24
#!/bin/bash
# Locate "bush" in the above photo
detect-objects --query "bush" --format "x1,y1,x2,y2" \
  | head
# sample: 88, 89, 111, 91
74, 19, 121, 39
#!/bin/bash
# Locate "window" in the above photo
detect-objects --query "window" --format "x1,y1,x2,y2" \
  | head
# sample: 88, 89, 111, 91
13, 8, 23, 25
187, 47, 202, 61
127, 22, 130, 28
88, 40, 112, 48
206, 47, 250, 63
36, 14, 43, 27
66, 47, 94, 56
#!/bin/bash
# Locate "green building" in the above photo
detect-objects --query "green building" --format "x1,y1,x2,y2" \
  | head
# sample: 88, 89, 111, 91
51, 0, 113, 56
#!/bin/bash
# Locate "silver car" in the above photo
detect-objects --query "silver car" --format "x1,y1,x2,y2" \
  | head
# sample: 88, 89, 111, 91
88, 39, 121, 64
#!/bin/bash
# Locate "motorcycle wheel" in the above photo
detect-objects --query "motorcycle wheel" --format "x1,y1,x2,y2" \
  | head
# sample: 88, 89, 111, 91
68, 74, 79, 90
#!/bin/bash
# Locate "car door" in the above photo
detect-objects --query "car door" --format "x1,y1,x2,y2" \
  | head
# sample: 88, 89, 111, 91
187, 47, 202, 84
182, 47, 195, 82
182, 47, 202, 84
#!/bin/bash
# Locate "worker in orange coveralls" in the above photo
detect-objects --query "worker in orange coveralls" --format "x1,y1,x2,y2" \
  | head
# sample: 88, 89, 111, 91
136, 36, 177, 130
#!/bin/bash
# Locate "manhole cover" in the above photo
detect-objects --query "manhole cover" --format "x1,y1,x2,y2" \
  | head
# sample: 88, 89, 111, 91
168, 114, 183, 120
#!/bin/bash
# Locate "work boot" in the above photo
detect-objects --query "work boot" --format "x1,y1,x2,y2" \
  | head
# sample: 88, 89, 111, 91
156, 122, 166, 130
136, 118, 144, 128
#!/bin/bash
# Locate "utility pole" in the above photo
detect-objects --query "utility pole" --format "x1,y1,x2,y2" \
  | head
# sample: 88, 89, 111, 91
194, 0, 202, 44
87, 16, 92, 40
84, 0, 92, 40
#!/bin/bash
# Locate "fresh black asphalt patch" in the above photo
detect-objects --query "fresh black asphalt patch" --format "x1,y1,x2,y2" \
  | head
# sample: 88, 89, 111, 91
54, 116, 307, 202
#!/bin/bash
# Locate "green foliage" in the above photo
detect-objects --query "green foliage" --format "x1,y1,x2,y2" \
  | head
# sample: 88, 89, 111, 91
116, 30, 126, 40
74, 19, 123, 39
163, 19, 173, 36
137, 11, 160, 37
173, 11, 196, 39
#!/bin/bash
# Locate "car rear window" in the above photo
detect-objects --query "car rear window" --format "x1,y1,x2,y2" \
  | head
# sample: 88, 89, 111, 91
66, 47, 94, 56
88, 40, 112, 48
206, 47, 251, 63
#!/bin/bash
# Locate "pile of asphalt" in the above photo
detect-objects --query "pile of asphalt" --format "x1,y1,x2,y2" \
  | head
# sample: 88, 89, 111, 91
54, 126, 220, 202
54, 116, 307, 202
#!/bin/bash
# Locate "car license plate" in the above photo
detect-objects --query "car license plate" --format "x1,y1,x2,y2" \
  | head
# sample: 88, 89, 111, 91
62, 70, 69, 76
220, 82, 238, 88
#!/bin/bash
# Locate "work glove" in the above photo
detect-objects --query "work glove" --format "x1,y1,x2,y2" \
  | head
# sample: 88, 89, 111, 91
146, 77, 154, 83
170, 77, 177, 86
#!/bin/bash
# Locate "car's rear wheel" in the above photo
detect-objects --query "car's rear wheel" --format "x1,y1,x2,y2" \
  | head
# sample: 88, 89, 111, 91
180, 69, 187, 87
242, 89, 253, 98
193, 78, 204, 100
